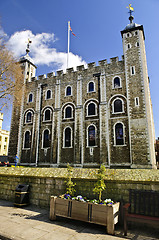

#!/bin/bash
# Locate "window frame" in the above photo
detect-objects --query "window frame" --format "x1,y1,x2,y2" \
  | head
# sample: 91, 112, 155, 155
64, 105, 73, 119
130, 66, 135, 75
65, 86, 72, 96
43, 108, 52, 122
63, 127, 72, 148
28, 93, 33, 103
112, 98, 124, 114
86, 101, 97, 117
46, 89, 52, 100
135, 97, 140, 107
25, 110, 33, 124
42, 129, 51, 149
112, 76, 122, 89
87, 81, 95, 93
23, 130, 31, 149
127, 43, 131, 50
114, 122, 125, 146
87, 124, 97, 147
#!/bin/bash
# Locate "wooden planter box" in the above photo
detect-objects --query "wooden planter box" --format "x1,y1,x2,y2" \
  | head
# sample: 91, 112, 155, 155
50, 196, 120, 235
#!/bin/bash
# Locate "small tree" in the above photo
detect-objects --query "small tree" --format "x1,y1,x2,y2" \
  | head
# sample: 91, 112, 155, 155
65, 163, 76, 197
93, 164, 106, 202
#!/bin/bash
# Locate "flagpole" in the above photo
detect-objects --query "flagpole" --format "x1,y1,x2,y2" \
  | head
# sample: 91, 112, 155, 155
67, 21, 70, 68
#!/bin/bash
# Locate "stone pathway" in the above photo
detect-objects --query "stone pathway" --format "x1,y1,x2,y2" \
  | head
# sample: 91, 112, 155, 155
0, 200, 158, 240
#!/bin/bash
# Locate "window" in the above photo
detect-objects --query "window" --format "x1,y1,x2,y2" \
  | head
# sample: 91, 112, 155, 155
43, 129, 50, 148
88, 103, 96, 116
24, 131, 31, 148
66, 86, 71, 96
26, 112, 32, 123
131, 66, 135, 75
113, 77, 121, 88
46, 90, 51, 99
135, 97, 139, 106
136, 42, 139, 47
64, 127, 71, 147
114, 99, 123, 113
44, 109, 51, 121
88, 125, 96, 147
5, 137, 7, 142
115, 123, 124, 145
65, 106, 72, 118
28, 93, 33, 102
127, 43, 131, 49
88, 82, 94, 92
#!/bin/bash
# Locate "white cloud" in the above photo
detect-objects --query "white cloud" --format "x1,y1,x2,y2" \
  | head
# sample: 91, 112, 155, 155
6, 30, 86, 71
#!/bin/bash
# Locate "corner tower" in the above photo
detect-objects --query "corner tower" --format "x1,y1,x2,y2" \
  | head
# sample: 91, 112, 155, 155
121, 9, 156, 168
8, 40, 37, 162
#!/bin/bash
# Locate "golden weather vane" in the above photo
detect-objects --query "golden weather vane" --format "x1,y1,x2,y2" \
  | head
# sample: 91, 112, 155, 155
127, 4, 134, 16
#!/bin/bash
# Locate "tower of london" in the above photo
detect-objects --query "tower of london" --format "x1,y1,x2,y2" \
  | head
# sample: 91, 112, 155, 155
8, 14, 156, 169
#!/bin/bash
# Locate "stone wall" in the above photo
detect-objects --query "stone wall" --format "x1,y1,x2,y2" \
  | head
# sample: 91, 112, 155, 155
0, 168, 158, 208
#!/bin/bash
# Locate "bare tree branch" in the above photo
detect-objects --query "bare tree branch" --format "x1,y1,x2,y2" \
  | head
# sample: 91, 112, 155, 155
0, 28, 23, 110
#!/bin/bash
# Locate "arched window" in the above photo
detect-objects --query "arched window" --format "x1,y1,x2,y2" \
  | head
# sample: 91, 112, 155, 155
88, 103, 96, 116
24, 131, 31, 148
65, 106, 72, 118
44, 109, 51, 121
43, 129, 50, 148
64, 127, 71, 147
114, 99, 123, 113
46, 90, 51, 99
115, 123, 124, 145
26, 112, 32, 123
66, 86, 71, 96
113, 77, 121, 88
88, 125, 96, 146
28, 93, 33, 102
88, 82, 94, 92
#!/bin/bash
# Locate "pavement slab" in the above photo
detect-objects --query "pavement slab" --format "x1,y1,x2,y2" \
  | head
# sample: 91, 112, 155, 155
0, 200, 158, 240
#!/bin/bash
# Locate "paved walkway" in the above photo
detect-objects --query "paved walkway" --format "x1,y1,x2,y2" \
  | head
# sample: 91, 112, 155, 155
0, 200, 158, 240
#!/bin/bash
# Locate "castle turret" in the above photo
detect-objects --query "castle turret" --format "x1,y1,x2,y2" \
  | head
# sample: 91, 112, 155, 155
121, 8, 156, 168
19, 39, 37, 83
8, 39, 37, 162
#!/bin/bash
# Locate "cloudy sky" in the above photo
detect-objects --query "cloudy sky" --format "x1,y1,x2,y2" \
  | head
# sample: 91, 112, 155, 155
0, 0, 159, 137
7, 30, 86, 71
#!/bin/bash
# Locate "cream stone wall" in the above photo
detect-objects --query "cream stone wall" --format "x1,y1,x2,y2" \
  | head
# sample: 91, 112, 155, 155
0, 113, 9, 156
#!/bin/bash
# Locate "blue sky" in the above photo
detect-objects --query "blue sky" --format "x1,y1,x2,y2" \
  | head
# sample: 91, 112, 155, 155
0, 0, 159, 137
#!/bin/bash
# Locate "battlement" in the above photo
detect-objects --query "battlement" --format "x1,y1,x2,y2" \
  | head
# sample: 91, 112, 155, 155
29, 56, 124, 82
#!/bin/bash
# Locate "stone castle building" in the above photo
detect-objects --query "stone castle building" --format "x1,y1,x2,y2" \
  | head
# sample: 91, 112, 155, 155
8, 14, 156, 168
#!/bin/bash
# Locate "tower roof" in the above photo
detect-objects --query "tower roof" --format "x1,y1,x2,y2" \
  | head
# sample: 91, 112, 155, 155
19, 54, 37, 68
121, 5, 145, 40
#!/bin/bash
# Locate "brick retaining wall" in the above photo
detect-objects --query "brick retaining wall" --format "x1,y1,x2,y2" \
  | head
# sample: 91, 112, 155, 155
0, 168, 159, 207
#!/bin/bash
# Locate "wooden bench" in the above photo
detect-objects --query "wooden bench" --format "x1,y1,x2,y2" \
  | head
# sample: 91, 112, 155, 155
123, 189, 159, 236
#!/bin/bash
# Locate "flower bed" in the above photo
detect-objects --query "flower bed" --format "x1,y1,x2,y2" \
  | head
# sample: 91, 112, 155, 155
50, 195, 120, 235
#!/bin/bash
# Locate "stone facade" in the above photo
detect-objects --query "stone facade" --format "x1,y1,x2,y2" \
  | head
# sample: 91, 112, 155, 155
8, 18, 156, 168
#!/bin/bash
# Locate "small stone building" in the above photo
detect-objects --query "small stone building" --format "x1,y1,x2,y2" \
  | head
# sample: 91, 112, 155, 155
8, 15, 156, 168
0, 113, 9, 156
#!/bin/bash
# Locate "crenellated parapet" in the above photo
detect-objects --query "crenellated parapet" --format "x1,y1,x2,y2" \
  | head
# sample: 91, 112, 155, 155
29, 56, 124, 83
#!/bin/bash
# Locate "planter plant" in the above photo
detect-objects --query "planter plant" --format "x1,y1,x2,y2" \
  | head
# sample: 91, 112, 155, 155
50, 164, 120, 235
